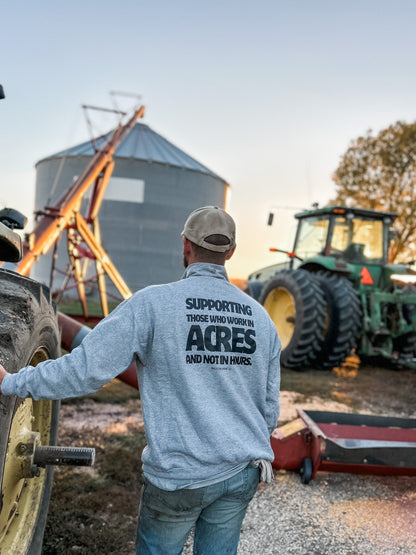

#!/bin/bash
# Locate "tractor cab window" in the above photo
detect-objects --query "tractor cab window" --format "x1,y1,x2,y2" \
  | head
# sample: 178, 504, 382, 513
295, 217, 329, 259
330, 216, 384, 263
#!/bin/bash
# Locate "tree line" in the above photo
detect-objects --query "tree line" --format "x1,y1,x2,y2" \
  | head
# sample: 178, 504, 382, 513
331, 121, 416, 263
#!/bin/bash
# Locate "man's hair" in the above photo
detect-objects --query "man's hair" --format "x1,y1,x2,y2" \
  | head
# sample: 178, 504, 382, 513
189, 235, 232, 264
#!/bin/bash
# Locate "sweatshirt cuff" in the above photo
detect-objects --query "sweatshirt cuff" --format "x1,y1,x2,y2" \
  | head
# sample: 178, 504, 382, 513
1, 373, 15, 396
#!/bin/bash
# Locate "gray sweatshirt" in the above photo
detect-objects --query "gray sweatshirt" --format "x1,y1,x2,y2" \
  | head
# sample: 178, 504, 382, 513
2, 263, 281, 490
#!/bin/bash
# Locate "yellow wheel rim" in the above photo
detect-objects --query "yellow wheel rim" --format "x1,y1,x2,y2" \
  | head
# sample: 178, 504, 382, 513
0, 347, 54, 554
263, 287, 296, 349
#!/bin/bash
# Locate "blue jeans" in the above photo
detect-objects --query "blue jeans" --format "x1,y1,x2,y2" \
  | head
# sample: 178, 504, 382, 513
136, 466, 260, 554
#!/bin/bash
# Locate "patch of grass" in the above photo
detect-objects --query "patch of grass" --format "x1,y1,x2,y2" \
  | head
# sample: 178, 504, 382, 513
42, 427, 146, 554
42, 507, 136, 555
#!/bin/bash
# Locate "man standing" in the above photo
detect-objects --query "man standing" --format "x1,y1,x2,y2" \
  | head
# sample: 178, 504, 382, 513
0, 206, 281, 554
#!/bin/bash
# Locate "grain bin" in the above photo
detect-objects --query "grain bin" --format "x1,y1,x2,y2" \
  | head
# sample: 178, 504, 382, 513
32, 122, 229, 295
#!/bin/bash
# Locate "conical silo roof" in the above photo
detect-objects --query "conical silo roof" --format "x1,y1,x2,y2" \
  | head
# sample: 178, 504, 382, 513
38, 122, 222, 179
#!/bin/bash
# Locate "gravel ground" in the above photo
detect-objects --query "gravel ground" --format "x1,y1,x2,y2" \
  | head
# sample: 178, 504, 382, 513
238, 471, 416, 554
180, 469, 416, 555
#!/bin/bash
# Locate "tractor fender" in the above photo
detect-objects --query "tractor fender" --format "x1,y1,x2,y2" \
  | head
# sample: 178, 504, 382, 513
298, 258, 353, 277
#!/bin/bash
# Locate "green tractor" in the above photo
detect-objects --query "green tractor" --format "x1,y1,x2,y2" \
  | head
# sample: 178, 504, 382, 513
247, 205, 416, 370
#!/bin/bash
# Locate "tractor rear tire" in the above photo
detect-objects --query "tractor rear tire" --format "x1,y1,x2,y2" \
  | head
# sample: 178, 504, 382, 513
259, 269, 326, 369
0, 269, 60, 555
313, 272, 362, 370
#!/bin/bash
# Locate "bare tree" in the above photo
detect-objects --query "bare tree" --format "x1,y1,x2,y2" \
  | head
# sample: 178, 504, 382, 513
331, 121, 416, 262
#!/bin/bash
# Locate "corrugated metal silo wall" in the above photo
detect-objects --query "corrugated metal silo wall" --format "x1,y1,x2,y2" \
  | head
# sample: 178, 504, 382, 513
32, 155, 227, 296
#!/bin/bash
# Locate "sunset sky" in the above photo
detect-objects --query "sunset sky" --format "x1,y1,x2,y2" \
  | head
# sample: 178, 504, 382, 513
2, 1, 416, 279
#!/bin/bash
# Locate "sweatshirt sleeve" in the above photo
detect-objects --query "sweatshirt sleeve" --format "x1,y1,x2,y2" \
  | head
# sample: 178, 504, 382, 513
1, 299, 140, 401
265, 323, 281, 434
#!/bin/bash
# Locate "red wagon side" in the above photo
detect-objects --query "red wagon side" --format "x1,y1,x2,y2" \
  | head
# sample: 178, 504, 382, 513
271, 409, 416, 483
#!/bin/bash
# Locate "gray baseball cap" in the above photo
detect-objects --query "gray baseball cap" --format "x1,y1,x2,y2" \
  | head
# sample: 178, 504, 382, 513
181, 206, 236, 253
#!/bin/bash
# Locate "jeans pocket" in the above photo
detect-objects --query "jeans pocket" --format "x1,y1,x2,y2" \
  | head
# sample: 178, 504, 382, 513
143, 480, 204, 514
228, 466, 260, 503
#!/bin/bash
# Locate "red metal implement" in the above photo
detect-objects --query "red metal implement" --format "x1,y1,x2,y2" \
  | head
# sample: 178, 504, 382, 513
271, 409, 416, 483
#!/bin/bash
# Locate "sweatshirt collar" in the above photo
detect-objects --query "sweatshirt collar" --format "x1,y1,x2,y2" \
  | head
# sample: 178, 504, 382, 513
182, 263, 229, 281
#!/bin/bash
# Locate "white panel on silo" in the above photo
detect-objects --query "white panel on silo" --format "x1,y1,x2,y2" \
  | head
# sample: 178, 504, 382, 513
84, 177, 145, 203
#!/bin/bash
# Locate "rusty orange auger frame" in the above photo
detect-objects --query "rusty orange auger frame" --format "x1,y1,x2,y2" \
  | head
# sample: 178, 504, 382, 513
14, 105, 145, 318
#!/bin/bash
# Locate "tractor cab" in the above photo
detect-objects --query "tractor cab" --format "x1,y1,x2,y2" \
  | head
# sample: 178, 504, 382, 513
247, 204, 416, 371
293, 206, 396, 267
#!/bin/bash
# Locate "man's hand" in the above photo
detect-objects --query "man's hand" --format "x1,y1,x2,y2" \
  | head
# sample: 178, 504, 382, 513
0, 363, 8, 394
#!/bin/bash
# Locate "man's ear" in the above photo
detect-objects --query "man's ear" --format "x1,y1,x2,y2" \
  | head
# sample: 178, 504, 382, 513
183, 236, 192, 255
225, 245, 236, 261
